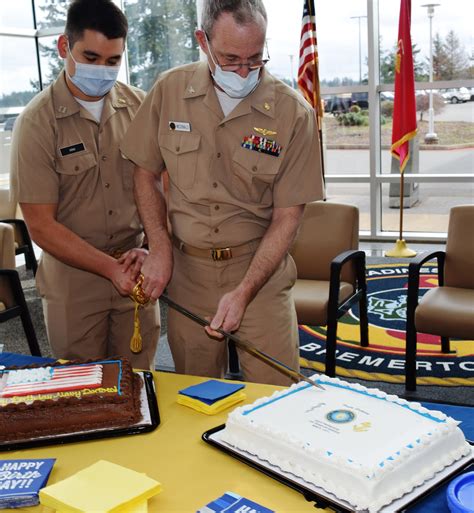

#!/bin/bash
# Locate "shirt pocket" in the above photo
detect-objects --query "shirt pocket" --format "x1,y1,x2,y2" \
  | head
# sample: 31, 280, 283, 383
231, 146, 281, 204
56, 152, 97, 199
121, 153, 135, 190
159, 133, 201, 189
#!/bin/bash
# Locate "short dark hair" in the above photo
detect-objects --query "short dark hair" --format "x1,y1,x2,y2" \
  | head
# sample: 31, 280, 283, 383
201, 0, 267, 37
65, 0, 128, 48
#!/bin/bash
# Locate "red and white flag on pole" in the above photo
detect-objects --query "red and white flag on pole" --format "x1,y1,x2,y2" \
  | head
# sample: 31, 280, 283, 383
298, 0, 322, 123
391, 0, 417, 173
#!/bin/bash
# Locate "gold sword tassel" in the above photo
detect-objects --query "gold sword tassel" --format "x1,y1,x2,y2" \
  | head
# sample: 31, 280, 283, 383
129, 274, 150, 354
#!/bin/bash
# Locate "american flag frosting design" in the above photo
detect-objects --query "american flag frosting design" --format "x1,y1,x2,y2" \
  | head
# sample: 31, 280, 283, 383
0, 364, 103, 398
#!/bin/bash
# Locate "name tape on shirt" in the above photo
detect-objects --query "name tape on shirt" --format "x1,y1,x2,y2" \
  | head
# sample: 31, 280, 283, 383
242, 134, 282, 157
60, 143, 85, 156
169, 121, 191, 132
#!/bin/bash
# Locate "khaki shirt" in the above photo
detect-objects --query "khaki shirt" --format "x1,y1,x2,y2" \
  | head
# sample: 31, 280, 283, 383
121, 62, 324, 248
11, 71, 145, 253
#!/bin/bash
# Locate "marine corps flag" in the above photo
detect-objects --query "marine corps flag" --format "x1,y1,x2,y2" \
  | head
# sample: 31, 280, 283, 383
385, 0, 417, 258
391, 0, 417, 173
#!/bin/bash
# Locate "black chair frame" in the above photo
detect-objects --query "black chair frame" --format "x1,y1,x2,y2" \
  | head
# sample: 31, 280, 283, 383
0, 218, 37, 275
325, 249, 369, 377
0, 269, 41, 356
406, 251, 448, 391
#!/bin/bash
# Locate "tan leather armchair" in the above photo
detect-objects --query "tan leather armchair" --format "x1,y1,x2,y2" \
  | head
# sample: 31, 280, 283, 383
0, 222, 15, 270
290, 201, 368, 377
0, 221, 41, 356
0, 189, 37, 275
405, 205, 474, 391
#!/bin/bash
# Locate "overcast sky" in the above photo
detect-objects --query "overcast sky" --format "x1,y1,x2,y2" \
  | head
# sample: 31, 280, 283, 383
1, 0, 473, 96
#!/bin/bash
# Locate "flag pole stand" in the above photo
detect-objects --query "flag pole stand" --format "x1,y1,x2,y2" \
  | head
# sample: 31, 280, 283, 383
385, 172, 417, 258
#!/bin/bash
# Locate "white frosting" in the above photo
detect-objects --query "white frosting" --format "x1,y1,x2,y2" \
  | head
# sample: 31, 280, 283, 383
220, 374, 471, 512
0, 364, 103, 397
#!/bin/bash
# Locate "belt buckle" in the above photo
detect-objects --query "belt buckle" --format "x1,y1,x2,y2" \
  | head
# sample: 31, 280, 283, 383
211, 247, 232, 261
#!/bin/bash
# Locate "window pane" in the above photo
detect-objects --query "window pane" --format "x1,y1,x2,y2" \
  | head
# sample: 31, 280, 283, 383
381, 88, 474, 175
323, 106, 370, 176
0, 36, 40, 189
34, 0, 67, 31
325, 183, 370, 231
38, 35, 62, 89
264, 0, 368, 86
379, 1, 472, 83
124, 0, 199, 92
381, 182, 474, 233
0, 1, 34, 29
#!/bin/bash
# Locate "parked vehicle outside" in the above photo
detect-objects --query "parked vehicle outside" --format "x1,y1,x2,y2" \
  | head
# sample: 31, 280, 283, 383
3, 116, 17, 131
441, 88, 470, 104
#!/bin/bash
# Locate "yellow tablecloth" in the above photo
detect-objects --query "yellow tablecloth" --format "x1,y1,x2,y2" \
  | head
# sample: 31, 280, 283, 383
0, 372, 332, 513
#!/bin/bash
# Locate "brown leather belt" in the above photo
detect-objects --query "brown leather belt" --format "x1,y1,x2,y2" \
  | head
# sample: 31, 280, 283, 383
172, 235, 257, 261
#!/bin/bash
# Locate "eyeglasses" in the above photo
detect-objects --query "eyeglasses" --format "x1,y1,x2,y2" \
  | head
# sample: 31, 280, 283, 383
219, 59, 269, 72
205, 34, 270, 72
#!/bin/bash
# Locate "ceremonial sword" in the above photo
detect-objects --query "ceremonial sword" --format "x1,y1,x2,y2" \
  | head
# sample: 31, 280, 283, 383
159, 294, 324, 391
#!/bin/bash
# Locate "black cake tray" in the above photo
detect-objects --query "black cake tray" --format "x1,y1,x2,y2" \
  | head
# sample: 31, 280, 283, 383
203, 424, 474, 513
0, 371, 159, 451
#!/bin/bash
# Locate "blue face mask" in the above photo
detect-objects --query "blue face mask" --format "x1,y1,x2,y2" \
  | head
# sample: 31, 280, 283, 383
67, 45, 120, 97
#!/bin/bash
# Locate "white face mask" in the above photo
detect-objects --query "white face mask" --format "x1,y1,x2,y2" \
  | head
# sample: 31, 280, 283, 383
212, 66, 260, 99
205, 35, 261, 99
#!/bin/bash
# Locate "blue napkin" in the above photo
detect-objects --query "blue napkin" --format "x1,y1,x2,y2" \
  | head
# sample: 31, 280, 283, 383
0, 458, 55, 508
197, 491, 274, 513
179, 380, 245, 406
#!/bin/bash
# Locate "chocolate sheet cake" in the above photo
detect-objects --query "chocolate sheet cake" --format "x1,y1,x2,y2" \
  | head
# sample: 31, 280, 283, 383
0, 358, 142, 442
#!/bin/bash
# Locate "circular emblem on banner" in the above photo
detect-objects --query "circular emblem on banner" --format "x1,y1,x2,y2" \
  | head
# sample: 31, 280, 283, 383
326, 409, 355, 424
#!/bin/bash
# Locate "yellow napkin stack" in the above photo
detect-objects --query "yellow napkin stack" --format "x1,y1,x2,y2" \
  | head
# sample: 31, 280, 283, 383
177, 379, 246, 415
39, 460, 161, 512
177, 389, 246, 415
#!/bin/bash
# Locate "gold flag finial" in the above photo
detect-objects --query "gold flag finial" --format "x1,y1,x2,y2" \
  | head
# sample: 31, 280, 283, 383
129, 274, 150, 354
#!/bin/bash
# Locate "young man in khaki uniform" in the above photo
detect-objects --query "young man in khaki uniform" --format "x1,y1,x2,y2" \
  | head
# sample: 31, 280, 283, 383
10, 0, 159, 369
121, 0, 324, 384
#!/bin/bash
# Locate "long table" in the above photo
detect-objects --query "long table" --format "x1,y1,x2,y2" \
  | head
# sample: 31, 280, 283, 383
1, 372, 327, 513
2, 371, 472, 513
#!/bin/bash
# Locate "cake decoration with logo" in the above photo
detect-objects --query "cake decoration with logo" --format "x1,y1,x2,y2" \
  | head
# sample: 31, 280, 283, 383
326, 409, 356, 424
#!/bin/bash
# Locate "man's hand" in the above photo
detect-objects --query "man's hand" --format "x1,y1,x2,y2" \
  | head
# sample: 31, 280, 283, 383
205, 287, 251, 339
117, 248, 148, 281
139, 251, 173, 300
109, 260, 138, 296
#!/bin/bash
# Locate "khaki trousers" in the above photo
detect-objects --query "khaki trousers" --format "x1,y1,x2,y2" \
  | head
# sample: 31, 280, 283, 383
167, 248, 299, 386
36, 252, 160, 370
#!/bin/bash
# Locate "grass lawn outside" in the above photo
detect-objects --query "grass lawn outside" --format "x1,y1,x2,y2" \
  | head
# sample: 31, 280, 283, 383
323, 116, 474, 149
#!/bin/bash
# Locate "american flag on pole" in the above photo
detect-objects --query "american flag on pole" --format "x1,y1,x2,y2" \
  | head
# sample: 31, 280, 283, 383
0, 364, 103, 398
298, 0, 322, 122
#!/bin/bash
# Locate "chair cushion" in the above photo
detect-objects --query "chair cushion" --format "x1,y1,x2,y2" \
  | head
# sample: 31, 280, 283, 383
293, 279, 354, 325
416, 287, 474, 339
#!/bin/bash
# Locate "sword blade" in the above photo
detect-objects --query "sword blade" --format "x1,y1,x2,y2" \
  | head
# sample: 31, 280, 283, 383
160, 294, 324, 391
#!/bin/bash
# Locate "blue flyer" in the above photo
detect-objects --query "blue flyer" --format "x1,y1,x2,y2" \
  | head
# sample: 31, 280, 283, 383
197, 491, 274, 513
0, 458, 55, 508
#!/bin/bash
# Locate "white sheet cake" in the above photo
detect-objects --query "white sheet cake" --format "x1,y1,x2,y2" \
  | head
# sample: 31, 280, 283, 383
220, 374, 471, 512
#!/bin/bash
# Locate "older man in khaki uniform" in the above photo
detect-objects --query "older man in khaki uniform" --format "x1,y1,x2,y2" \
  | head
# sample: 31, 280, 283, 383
121, 0, 323, 384
10, 0, 159, 368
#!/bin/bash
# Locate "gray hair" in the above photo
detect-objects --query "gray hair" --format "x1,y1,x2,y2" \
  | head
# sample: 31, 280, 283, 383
201, 0, 267, 37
